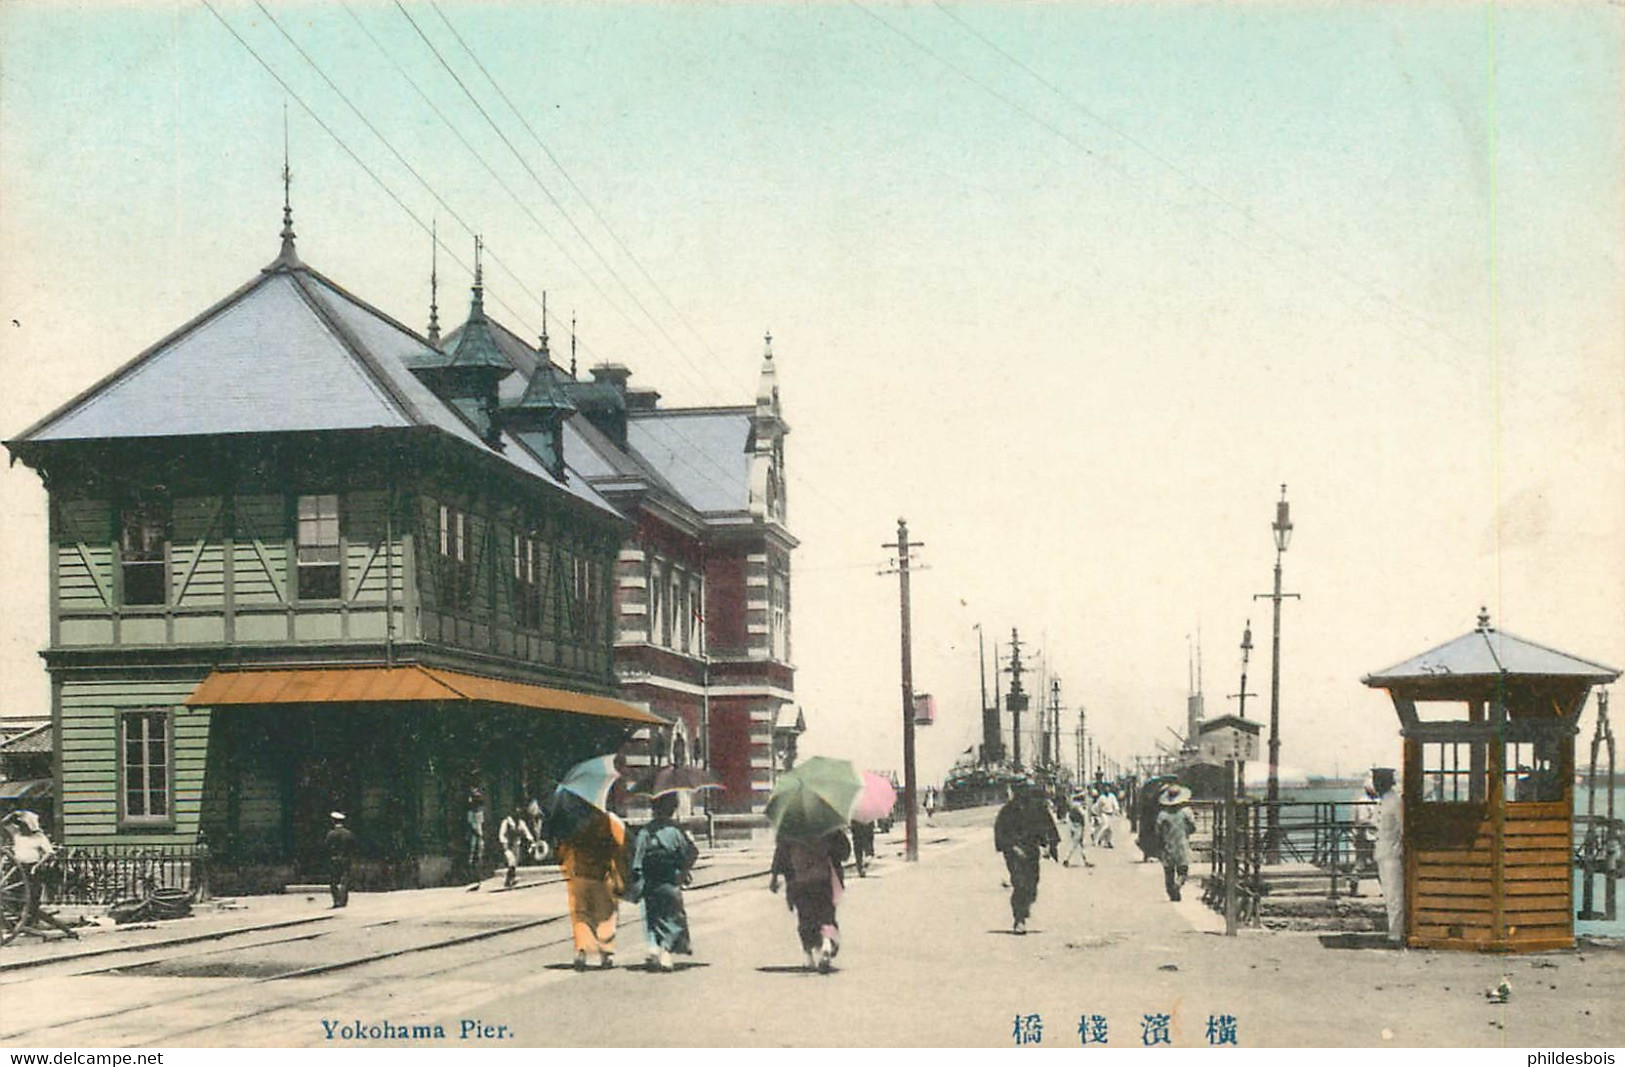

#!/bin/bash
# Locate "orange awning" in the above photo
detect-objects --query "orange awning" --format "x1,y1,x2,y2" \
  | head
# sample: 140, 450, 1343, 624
186, 665, 662, 725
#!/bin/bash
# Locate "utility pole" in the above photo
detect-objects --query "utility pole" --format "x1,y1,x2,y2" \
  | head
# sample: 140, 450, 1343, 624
883, 519, 924, 862
1254, 486, 1298, 864
1076, 709, 1086, 781
975, 623, 992, 767
1050, 679, 1063, 778
1005, 629, 1028, 770
993, 638, 1004, 765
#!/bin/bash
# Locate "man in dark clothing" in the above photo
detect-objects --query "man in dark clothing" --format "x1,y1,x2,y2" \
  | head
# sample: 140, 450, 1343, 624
325, 811, 356, 909
849, 819, 876, 877
994, 786, 1060, 934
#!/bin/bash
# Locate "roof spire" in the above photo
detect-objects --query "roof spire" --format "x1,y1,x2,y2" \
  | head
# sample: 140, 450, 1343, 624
279, 104, 298, 262
764, 329, 774, 360
570, 310, 578, 378
426, 219, 441, 346
269, 102, 302, 270
539, 290, 550, 359
1478, 605, 1492, 631
469, 235, 485, 320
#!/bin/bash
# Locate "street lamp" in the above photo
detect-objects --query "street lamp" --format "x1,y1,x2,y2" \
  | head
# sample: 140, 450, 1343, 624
1256, 485, 1298, 864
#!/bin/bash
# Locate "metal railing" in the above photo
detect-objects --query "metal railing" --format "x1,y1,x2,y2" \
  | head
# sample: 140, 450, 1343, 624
1202, 799, 1379, 926
42, 845, 207, 906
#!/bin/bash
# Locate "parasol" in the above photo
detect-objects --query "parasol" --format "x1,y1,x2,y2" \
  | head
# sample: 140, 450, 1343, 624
544, 754, 622, 843
849, 771, 897, 823
765, 756, 865, 839
629, 764, 723, 799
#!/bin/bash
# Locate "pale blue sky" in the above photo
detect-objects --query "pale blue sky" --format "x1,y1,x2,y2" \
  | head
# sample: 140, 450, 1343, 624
3, 2, 1621, 782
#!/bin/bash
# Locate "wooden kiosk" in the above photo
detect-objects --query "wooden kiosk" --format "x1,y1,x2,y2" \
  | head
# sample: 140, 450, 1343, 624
1363, 610, 1618, 952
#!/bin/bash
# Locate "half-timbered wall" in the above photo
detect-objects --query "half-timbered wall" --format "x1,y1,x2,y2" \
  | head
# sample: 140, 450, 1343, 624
411, 481, 616, 686
50, 489, 408, 650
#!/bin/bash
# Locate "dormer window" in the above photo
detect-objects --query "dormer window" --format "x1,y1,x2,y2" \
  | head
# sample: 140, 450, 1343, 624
296, 494, 343, 600
119, 498, 169, 606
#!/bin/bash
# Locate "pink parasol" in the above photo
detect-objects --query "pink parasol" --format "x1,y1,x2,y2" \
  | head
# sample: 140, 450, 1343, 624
849, 771, 897, 823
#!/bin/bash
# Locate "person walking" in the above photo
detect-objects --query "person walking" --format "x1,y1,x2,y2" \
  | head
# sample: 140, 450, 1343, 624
324, 811, 356, 909
1094, 788, 1121, 848
994, 783, 1060, 933
498, 804, 535, 889
558, 812, 629, 970
465, 789, 488, 886
1060, 802, 1092, 868
629, 794, 700, 973
769, 829, 851, 972
849, 819, 876, 877
1372, 767, 1405, 944
1155, 785, 1197, 902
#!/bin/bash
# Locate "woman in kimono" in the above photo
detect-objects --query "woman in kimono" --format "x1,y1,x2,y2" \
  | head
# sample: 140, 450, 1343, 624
557, 811, 628, 970
629, 794, 699, 972
769, 828, 851, 972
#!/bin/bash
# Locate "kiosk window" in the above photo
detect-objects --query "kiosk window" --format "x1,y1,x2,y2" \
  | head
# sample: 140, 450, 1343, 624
1505, 740, 1562, 803
1420, 740, 1486, 803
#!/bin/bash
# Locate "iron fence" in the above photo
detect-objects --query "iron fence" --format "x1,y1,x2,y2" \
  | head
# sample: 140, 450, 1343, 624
41, 844, 207, 906
1202, 798, 1380, 924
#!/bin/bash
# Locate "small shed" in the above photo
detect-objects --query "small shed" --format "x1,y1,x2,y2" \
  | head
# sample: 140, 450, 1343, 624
1363, 610, 1619, 952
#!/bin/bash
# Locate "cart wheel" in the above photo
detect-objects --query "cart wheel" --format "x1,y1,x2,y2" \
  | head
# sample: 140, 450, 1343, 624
0, 853, 32, 946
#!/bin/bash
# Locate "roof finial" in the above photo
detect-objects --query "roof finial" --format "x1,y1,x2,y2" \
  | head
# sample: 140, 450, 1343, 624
427, 219, 441, 346
274, 102, 300, 268
570, 310, 578, 378
764, 329, 774, 360
469, 235, 485, 319
539, 290, 550, 358
1477, 605, 1492, 631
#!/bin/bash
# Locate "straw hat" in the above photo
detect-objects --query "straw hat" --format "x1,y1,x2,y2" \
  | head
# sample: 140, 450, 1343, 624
1159, 784, 1192, 807
329, 811, 347, 822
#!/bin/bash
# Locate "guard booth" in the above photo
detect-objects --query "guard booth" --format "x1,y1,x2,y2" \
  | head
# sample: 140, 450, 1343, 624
1363, 610, 1620, 952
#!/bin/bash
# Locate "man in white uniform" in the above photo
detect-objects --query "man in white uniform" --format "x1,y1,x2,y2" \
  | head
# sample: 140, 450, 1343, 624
1372, 767, 1405, 944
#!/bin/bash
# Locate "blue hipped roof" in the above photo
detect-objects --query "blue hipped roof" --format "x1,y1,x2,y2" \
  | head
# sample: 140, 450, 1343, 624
10, 260, 620, 521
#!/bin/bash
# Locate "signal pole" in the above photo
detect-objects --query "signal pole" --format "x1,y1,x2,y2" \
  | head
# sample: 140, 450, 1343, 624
1005, 629, 1028, 770
1227, 620, 1259, 797
883, 519, 924, 862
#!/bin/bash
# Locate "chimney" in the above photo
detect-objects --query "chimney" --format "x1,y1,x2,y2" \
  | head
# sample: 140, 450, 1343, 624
590, 363, 632, 392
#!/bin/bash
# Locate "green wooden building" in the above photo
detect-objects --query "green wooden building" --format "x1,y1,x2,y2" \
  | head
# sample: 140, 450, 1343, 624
4, 217, 659, 891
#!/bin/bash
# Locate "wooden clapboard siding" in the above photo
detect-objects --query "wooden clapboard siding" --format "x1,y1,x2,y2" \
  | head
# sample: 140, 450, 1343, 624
1415, 862, 1493, 882
233, 494, 287, 605
344, 490, 402, 601
170, 497, 226, 607
1503, 879, 1569, 896
1502, 818, 1569, 836
54, 497, 114, 610
57, 675, 210, 846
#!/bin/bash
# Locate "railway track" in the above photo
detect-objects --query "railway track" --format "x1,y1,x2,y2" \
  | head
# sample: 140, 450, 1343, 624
0, 865, 772, 1046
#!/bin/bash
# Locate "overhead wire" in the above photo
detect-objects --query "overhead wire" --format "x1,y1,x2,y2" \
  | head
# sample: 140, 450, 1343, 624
251, 0, 553, 341
205, 0, 850, 515
429, 0, 747, 396
392, 0, 724, 404
401, 4, 843, 511
211, 0, 771, 509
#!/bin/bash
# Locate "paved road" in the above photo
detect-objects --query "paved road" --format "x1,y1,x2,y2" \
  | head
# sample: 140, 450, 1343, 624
3, 807, 1620, 1047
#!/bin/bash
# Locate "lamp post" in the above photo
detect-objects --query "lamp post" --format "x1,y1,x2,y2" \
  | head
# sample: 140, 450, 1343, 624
1255, 485, 1297, 864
